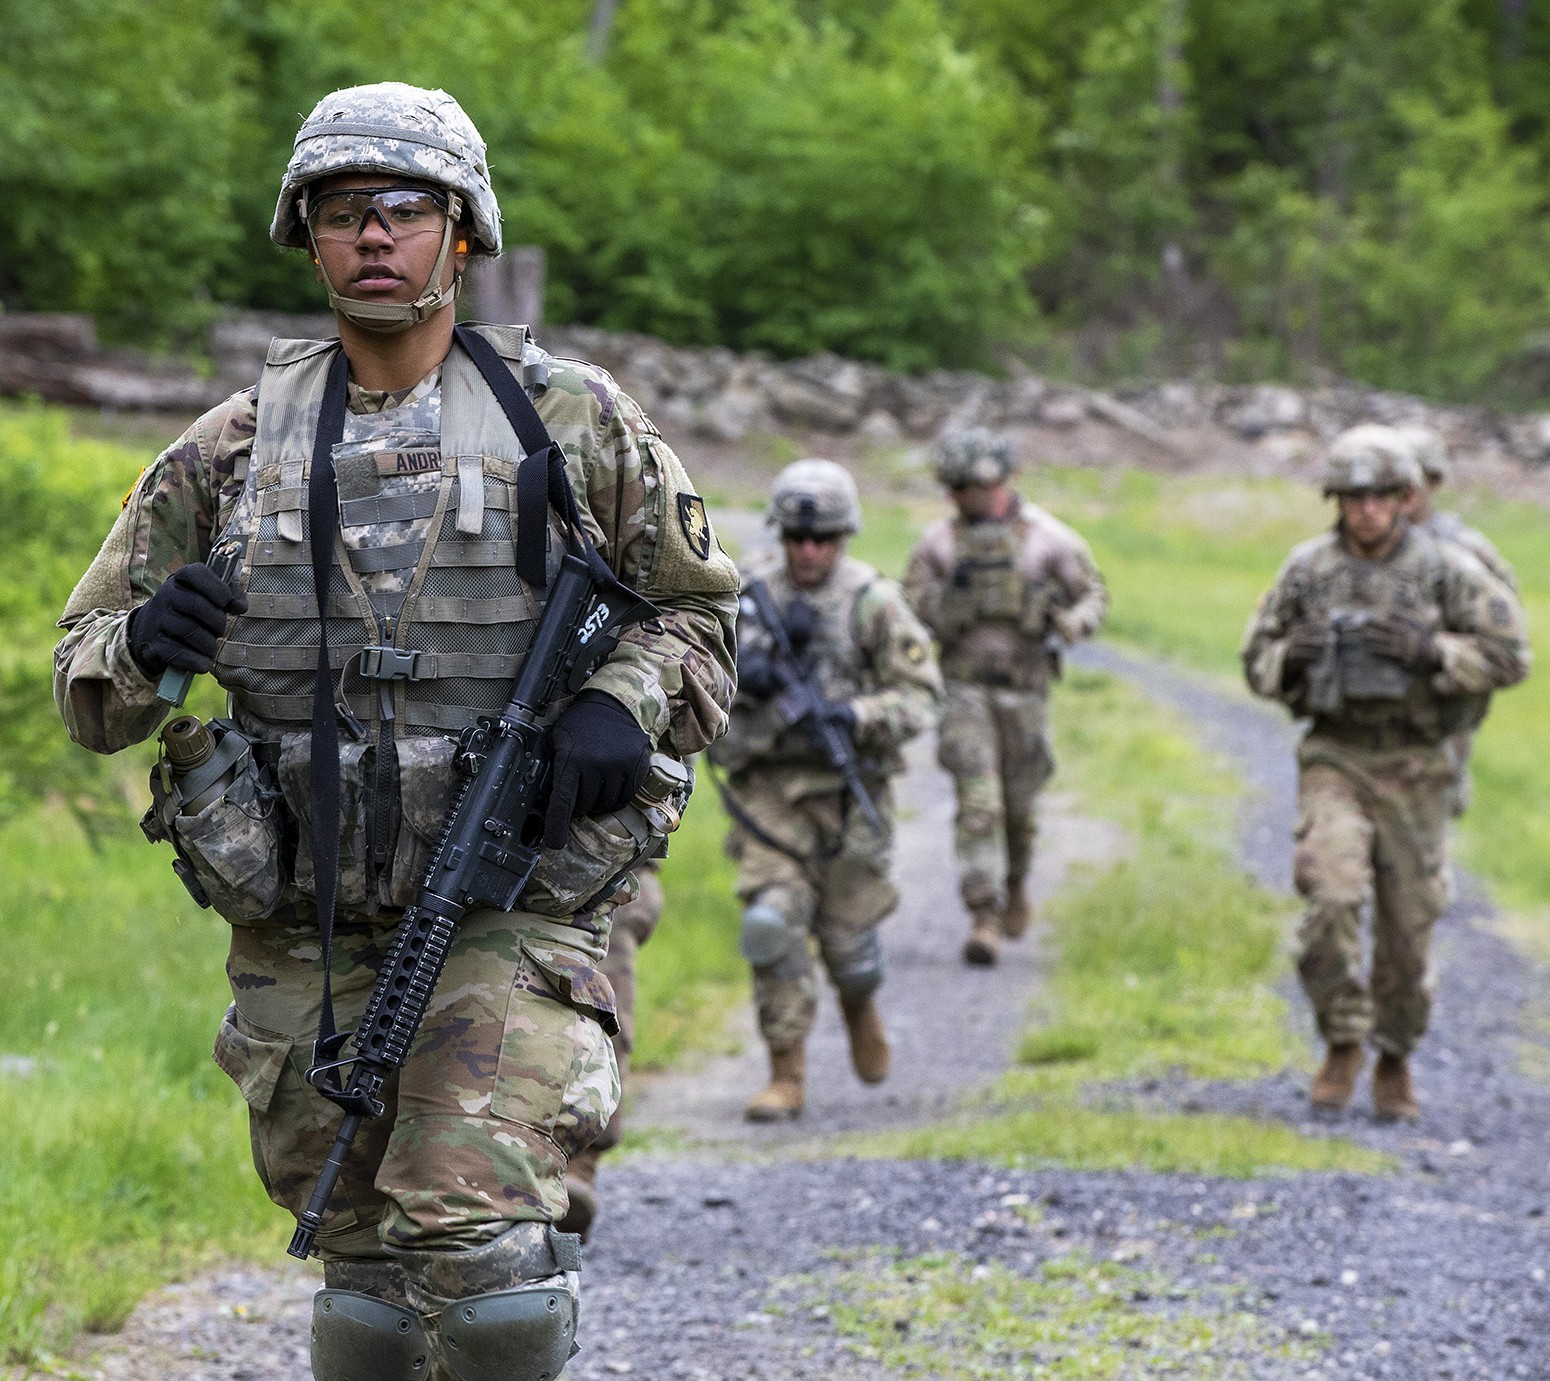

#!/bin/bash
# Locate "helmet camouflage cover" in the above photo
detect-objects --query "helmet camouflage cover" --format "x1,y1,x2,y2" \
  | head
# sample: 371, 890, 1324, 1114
930, 428, 1014, 487
767, 459, 862, 536
1393, 423, 1450, 484
271, 82, 502, 256
1321, 425, 1423, 496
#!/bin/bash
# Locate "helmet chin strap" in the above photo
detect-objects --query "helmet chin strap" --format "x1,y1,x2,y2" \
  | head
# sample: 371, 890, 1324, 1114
309, 195, 464, 335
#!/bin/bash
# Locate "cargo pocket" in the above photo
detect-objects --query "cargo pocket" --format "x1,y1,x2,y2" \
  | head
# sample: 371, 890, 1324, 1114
492, 947, 619, 1158
171, 771, 289, 923
518, 806, 656, 920
387, 735, 459, 909
279, 732, 374, 910
213, 1002, 292, 1114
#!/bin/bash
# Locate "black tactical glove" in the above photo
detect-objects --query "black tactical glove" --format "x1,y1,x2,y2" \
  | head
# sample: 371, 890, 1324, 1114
737, 648, 779, 700
1363, 615, 1441, 670
127, 562, 248, 680
543, 690, 653, 849
1281, 620, 1332, 675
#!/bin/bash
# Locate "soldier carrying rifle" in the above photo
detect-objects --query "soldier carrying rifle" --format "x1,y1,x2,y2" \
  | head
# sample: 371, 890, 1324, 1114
54, 82, 737, 1381
711, 460, 941, 1121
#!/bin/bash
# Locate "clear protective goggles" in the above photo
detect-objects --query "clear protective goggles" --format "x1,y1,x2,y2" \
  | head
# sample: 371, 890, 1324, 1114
304, 186, 452, 243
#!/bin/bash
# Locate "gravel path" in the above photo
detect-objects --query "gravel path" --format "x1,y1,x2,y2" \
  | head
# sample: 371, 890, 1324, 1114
63, 649, 1550, 1380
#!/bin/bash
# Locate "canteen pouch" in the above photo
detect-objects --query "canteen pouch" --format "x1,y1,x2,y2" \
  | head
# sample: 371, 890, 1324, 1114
519, 753, 694, 920
141, 719, 290, 922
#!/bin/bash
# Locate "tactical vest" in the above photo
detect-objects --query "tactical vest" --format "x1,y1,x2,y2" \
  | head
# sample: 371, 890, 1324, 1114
1296, 527, 1483, 743
728, 555, 882, 773
211, 326, 595, 917
936, 513, 1055, 687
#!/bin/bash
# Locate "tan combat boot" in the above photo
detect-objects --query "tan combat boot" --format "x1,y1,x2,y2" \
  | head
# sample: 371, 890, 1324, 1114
745, 1041, 806, 1122
840, 995, 890, 1084
558, 1146, 600, 1241
1309, 1041, 1364, 1111
1373, 1052, 1420, 1122
1001, 878, 1033, 940
962, 905, 1001, 966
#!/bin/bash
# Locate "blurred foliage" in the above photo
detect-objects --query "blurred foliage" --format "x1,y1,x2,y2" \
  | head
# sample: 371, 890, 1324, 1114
4, 0, 1550, 393
0, 406, 149, 834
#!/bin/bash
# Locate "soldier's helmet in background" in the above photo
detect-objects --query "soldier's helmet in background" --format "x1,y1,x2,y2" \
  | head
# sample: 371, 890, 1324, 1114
270, 82, 502, 257
929, 428, 1015, 488
767, 459, 863, 536
1321, 425, 1424, 496
1393, 424, 1450, 485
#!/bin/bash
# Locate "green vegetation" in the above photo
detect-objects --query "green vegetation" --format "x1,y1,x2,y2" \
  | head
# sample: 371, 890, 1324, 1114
635, 791, 748, 1072
8, 1, 1550, 395
0, 813, 281, 1363
804, 1249, 1314, 1378
849, 666, 1388, 1177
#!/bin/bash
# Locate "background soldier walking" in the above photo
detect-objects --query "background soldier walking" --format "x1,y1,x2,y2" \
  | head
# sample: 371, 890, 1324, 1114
711, 460, 940, 1121
1243, 426, 1528, 1122
904, 429, 1107, 966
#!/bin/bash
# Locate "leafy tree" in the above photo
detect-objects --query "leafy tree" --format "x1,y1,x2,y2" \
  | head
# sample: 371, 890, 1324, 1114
0, 0, 245, 339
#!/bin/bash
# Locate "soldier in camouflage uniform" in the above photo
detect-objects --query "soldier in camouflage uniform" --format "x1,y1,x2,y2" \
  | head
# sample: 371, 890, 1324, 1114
711, 460, 941, 1121
903, 430, 1106, 966
1394, 424, 1521, 817
54, 84, 737, 1381
558, 858, 662, 1240
1243, 426, 1528, 1122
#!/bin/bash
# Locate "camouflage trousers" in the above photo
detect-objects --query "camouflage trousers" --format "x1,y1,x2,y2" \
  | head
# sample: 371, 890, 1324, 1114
593, 862, 663, 1153
213, 908, 620, 1260
937, 680, 1055, 910
726, 774, 896, 1049
1292, 735, 1453, 1056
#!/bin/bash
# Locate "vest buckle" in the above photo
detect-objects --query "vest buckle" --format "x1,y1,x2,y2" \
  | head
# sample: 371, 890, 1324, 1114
359, 645, 425, 682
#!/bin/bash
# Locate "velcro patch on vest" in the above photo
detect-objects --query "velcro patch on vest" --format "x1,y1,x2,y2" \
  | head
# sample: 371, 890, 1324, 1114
377, 445, 442, 477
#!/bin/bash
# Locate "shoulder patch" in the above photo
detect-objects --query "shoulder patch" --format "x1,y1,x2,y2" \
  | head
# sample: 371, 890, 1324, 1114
677, 493, 712, 560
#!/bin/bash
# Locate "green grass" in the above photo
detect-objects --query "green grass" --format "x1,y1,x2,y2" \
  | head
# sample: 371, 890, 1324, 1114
0, 812, 285, 1364
634, 787, 748, 1071
798, 1249, 1316, 1378
845, 667, 1389, 1177
1013, 467, 1550, 923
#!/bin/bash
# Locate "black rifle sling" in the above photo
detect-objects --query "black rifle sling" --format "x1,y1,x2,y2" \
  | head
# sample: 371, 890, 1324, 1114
306, 348, 350, 1089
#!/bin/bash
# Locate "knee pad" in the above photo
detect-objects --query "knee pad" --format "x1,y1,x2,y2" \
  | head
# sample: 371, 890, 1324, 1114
312, 1289, 432, 1380
393, 1223, 583, 1381
823, 927, 884, 1004
740, 901, 802, 967
437, 1279, 578, 1381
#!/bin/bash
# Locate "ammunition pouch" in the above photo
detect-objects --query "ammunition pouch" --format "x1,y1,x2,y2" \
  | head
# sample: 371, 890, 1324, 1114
141, 719, 289, 922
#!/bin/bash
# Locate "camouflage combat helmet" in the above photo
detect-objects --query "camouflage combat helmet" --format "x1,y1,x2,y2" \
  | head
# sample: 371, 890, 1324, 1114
1321, 425, 1423, 496
271, 82, 502, 332
930, 428, 1015, 487
1394, 424, 1450, 484
767, 459, 862, 536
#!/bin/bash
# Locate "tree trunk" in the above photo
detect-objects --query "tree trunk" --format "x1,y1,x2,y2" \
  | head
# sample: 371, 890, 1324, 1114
586, 0, 619, 63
